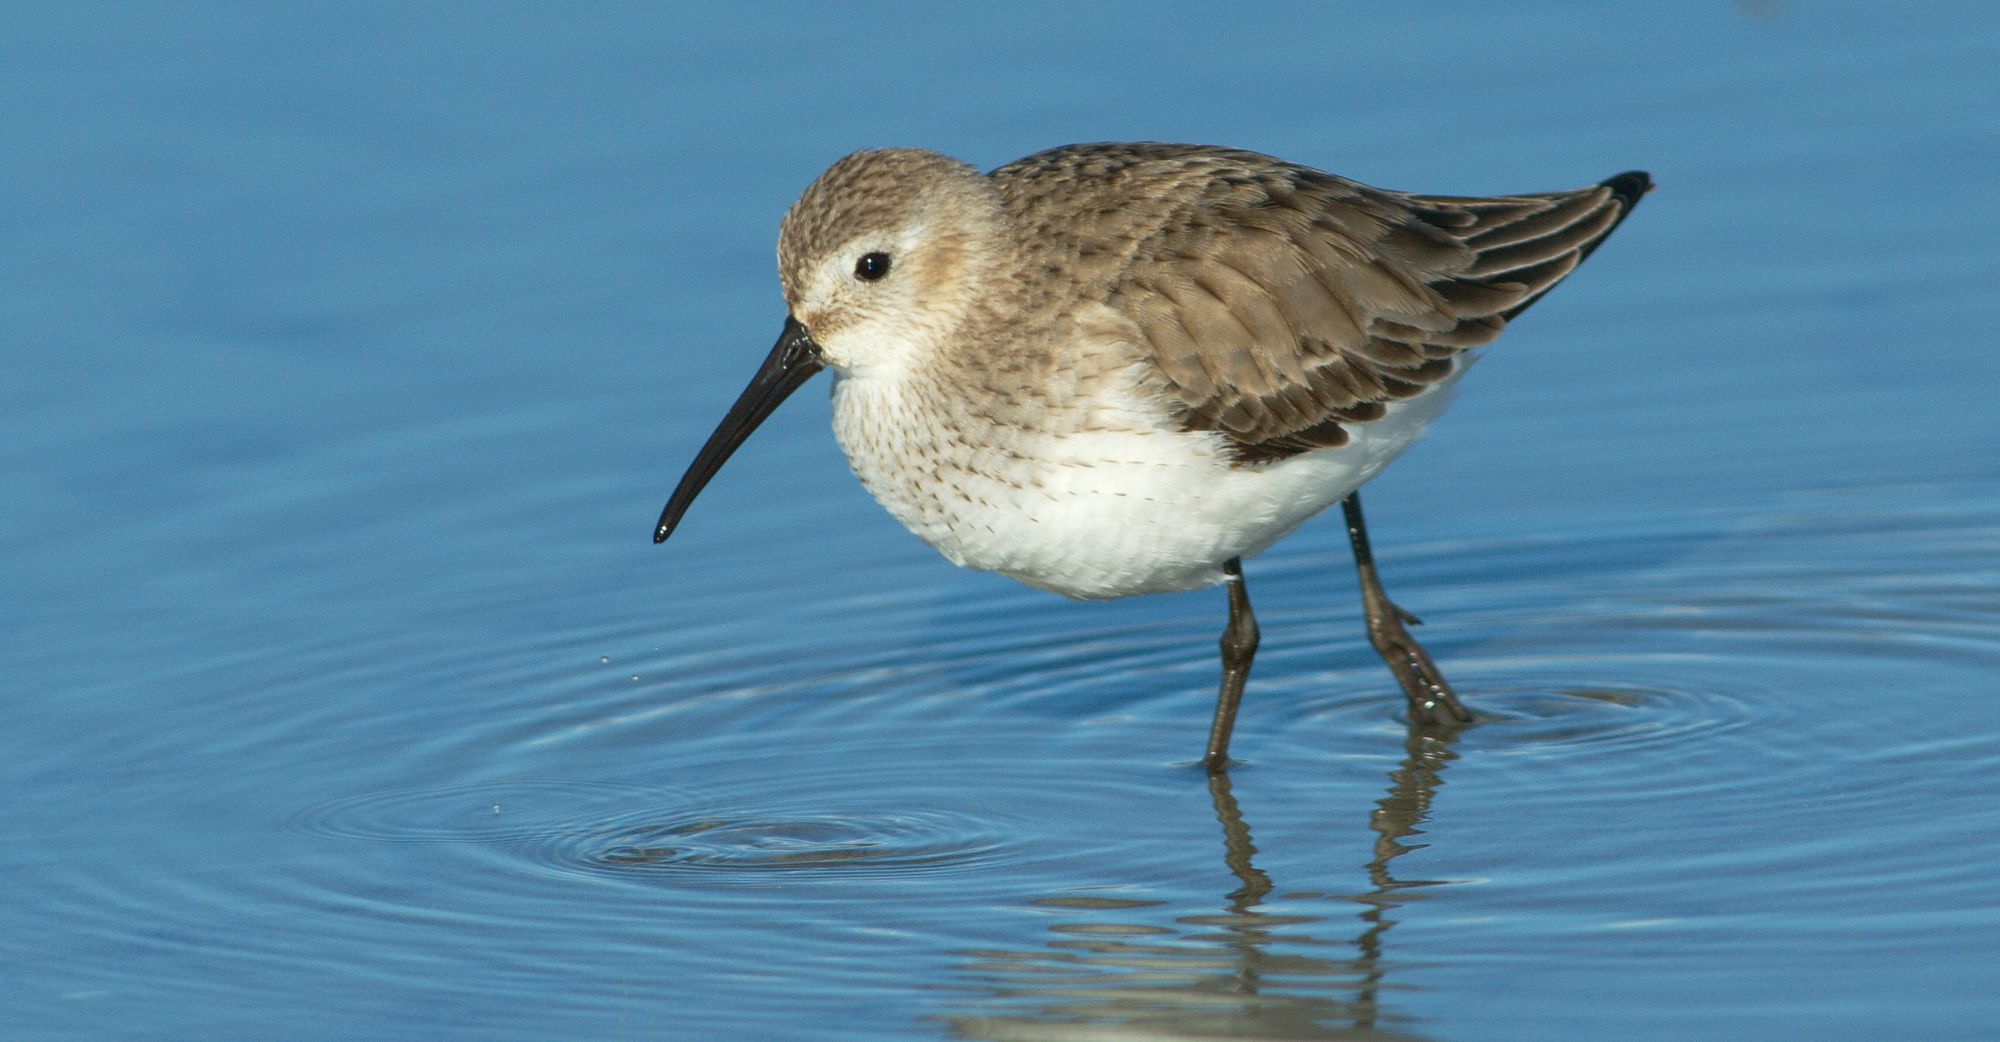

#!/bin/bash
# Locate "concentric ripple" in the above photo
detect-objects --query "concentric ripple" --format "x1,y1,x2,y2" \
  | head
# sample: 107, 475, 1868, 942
1281, 680, 1766, 758
552, 807, 1009, 879
287, 779, 685, 844
1451, 682, 1767, 754
288, 770, 1023, 886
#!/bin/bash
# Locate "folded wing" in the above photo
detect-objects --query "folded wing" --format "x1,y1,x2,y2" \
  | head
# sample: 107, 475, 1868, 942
1096, 151, 1649, 462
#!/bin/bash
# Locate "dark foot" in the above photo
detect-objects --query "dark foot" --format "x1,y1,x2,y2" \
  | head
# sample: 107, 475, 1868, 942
1362, 597, 1471, 726
1341, 492, 1472, 726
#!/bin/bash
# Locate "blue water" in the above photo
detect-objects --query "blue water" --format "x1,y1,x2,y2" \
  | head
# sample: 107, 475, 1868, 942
6, 4, 1999, 1040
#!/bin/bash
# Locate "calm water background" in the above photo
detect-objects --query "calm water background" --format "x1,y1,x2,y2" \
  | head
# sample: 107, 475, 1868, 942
5, 4, 1999, 1040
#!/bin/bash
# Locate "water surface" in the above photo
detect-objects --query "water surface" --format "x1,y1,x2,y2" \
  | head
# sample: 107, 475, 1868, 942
4, 4, 1999, 1040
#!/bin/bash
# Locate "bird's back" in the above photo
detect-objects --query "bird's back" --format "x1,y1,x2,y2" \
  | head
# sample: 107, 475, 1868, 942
990, 143, 1650, 464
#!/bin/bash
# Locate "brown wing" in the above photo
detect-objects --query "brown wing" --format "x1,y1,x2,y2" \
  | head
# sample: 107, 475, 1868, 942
1082, 148, 1649, 462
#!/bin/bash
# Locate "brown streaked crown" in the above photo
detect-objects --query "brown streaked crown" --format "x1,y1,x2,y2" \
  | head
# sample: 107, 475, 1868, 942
776, 148, 994, 310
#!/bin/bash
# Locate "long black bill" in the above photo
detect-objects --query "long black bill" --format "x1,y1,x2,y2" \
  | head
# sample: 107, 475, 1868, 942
653, 317, 824, 543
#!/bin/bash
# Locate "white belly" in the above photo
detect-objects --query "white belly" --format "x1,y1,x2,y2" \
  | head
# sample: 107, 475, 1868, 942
828, 366, 1469, 600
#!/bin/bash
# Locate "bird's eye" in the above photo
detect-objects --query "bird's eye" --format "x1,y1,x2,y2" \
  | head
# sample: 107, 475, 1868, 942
854, 252, 892, 281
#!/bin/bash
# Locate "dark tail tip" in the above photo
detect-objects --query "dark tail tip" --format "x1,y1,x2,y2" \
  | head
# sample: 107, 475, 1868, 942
1599, 170, 1654, 210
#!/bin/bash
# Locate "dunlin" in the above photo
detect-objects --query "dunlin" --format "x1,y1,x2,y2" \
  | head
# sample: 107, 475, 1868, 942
653, 143, 1649, 769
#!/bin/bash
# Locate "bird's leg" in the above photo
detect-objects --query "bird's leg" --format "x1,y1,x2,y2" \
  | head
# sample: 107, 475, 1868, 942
1203, 557, 1260, 772
1341, 492, 1471, 725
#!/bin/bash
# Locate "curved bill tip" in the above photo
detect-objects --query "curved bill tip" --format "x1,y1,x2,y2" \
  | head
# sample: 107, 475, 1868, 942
652, 317, 823, 544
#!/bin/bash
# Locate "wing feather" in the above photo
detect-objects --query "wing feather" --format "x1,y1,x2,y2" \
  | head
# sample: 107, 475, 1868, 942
991, 145, 1649, 462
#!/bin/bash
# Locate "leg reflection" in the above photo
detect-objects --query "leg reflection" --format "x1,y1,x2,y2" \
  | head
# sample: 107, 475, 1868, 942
945, 723, 1465, 1041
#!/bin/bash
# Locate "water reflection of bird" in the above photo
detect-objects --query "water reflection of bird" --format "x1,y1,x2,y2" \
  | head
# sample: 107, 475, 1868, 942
652, 144, 1648, 767
941, 726, 1462, 1040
